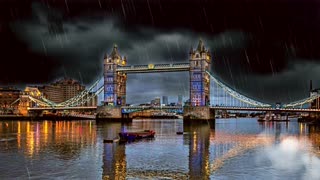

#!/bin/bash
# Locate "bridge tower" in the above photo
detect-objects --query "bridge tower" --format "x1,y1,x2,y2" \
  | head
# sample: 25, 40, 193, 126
189, 39, 211, 106
18, 93, 32, 116
103, 45, 127, 106
183, 40, 214, 123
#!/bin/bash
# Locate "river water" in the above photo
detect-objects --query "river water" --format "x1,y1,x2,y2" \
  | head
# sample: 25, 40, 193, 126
0, 118, 320, 179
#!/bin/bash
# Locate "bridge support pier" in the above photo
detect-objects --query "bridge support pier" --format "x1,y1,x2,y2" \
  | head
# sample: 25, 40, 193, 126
183, 106, 215, 128
96, 106, 132, 122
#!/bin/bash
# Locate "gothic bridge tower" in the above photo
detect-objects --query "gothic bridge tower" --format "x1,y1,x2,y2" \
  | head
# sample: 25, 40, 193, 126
189, 40, 211, 106
103, 45, 127, 106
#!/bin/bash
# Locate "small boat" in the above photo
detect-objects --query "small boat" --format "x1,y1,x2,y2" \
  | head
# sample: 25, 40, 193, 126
103, 138, 120, 143
119, 130, 155, 141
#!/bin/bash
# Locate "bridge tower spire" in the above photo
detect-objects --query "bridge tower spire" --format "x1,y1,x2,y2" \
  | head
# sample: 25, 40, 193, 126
189, 39, 211, 106
103, 44, 127, 106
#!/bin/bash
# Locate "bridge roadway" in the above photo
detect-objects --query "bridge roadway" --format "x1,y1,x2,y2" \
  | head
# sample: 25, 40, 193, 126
27, 106, 98, 110
210, 106, 320, 112
28, 105, 320, 113
116, 63, 190, 73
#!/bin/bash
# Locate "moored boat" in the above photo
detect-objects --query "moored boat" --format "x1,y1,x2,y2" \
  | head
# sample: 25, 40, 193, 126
119, 130, 155, 141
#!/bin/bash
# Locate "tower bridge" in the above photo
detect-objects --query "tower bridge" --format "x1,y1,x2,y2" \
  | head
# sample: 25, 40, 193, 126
11, 40, 320, 121
103, 40, 212, 108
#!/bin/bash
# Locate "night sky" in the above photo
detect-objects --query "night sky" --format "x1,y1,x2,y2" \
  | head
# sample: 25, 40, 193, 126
1, 0, 320, 104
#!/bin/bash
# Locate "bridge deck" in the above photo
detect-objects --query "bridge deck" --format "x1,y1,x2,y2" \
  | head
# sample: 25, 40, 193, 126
210, 106, 320, 112
121, 106, 182, 109
27, 106, 320, 113
116, 63, 190, 73
28, 106, 97, 110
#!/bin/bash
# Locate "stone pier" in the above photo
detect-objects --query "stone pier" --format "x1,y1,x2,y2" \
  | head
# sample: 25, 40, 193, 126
183, 106, 215, 128
96, 106, 132, 122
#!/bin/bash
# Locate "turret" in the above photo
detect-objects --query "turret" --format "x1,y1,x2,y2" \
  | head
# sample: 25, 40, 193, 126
110, 44, 119, 59
122, 56, 127, 66
104, 53, 109, 63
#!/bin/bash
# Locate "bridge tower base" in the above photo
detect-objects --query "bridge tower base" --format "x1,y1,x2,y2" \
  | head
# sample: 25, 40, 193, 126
96, 106, 132, 122
183, 106, 215, 127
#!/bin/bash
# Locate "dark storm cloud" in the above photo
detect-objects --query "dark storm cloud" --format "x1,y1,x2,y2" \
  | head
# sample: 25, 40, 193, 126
12, 6, 248, 103
3, 0, 320, 104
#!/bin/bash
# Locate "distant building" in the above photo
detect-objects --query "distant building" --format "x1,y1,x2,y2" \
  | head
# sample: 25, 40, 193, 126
177, 95, 183, 106
86, 92, 98, 106
38, 85, 63, 103
309, 80, 320, 109
151, 97, 161, 106
38, 78, 85, 103
184, 99, 191, 106
0, 87, 21, 107
155, 97, 160, 106
162, 96, 168, 105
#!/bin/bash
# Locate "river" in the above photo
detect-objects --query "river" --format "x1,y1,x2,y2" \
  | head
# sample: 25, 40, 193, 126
0, 118, 320, 179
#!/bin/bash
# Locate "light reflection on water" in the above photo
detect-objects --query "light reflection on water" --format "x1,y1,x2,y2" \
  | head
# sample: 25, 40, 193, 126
0, 118, 320, 179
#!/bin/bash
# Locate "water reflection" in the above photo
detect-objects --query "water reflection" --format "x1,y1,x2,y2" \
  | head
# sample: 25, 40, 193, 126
2, 119, 320, 179
308, 125, 320, 156
0, 120, 100, 179
98, 122, 127, 179
100, 120, 214, 179
183, 122, 211, 179
99, 120, 189, 179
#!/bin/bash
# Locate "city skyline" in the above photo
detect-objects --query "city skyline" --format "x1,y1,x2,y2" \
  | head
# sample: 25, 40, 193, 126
1, 0, 320, 103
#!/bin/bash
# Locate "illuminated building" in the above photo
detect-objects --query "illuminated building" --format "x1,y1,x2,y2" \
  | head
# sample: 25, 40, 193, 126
38, 78, 85, 103
0, 87, 20, 107
38, 85, 63, 103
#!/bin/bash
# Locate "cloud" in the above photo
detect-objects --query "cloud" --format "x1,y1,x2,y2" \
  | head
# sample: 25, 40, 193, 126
12, 3, 250, 104
11, 2, 320, 104
224, 60, 320, 104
